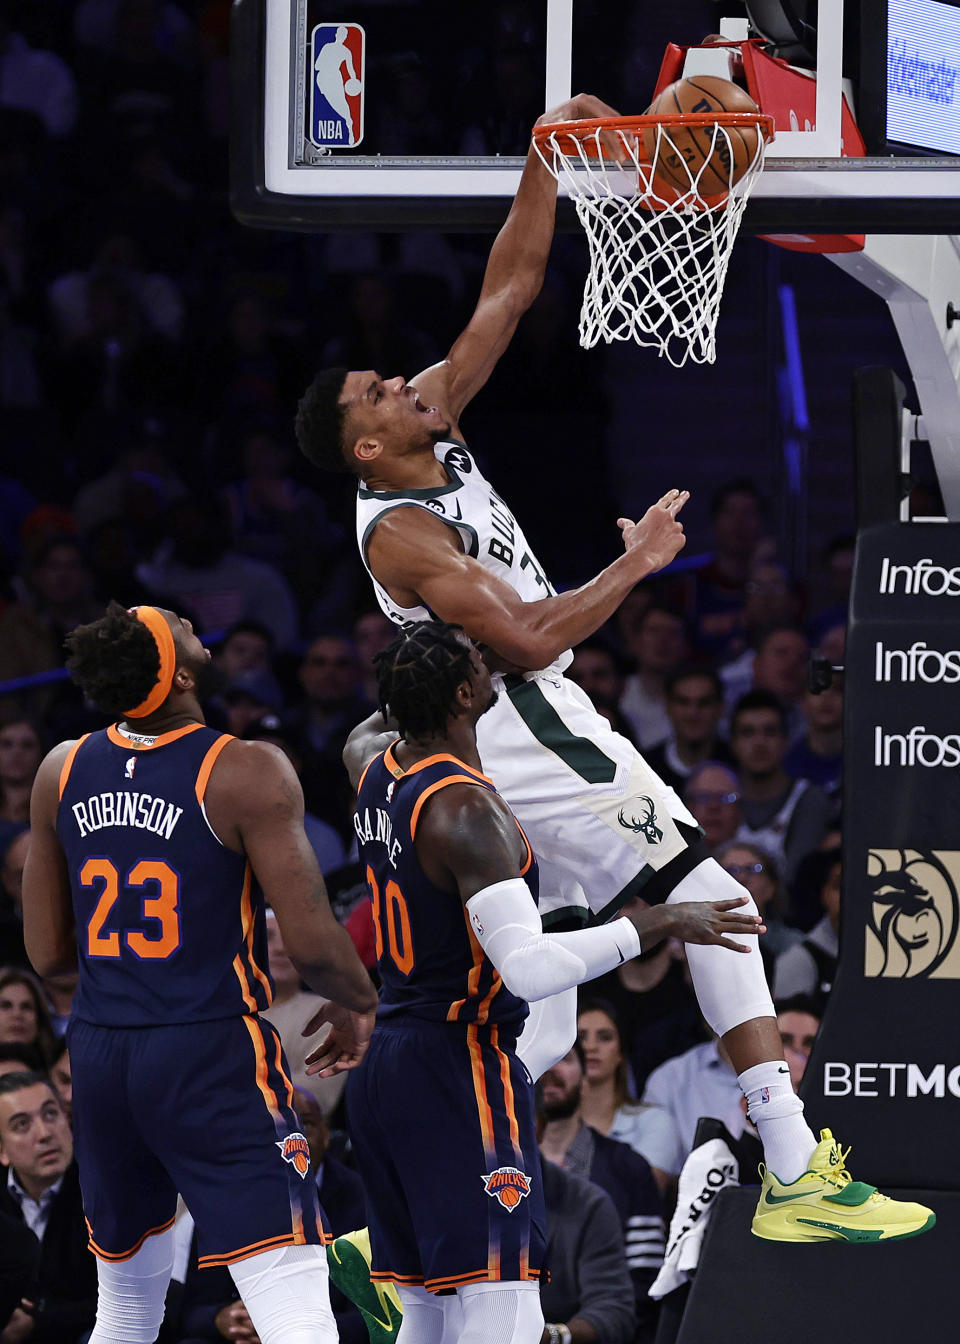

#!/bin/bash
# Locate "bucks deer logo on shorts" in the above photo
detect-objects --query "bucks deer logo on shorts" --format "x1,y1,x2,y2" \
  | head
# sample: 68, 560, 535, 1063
276, 1132, 311, 1178
481, 1166, 531, 1211
617, 797, 663, 844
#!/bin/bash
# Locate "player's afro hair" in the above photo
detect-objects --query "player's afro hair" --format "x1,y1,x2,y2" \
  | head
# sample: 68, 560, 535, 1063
295, 366, 353, 473
64, 601, 163, 718
374, 621, 475, 741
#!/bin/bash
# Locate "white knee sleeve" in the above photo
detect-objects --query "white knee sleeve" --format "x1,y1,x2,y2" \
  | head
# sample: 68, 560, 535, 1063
516, 986, 578, 1081
666, 858, 775, 1038
88, 1226, 174, 1344
229, 1243, 337, 1344
457, 1280, 543, 1344
396, 1284, 451, 1344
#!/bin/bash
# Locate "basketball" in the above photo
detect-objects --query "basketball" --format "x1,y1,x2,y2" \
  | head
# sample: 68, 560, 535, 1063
643, 75, 761, 195
344, 77, 362, 96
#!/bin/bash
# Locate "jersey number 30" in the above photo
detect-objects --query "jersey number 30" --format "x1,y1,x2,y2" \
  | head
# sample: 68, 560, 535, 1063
367, 866, 414, 975
81, 858, 181, 959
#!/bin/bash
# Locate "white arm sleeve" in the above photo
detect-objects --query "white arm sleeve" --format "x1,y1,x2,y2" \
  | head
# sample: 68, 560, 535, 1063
465, 879, 641, 1002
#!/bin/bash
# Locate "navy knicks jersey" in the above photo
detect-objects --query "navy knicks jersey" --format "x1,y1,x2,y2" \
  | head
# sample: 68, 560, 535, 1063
354, 741, 537, 1029
57, 723, 272, 1027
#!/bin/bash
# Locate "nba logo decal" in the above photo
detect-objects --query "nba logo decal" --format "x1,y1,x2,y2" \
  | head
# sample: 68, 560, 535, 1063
481, 1166, 531, 1211
124, 757, 137, 779
276, 1132, 311, 1178
310, 23, 365, 148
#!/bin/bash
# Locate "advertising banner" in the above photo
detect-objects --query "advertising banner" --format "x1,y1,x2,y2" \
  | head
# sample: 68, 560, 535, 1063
803, 522, 960, 1189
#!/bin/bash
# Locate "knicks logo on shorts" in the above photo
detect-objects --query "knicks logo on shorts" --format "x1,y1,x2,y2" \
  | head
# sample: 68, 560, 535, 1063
276, 1132, 311, 1178
481, 1166, 531, 1211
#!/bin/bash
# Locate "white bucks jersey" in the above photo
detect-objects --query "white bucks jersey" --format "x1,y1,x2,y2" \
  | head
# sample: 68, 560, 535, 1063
355, 440, 572, 676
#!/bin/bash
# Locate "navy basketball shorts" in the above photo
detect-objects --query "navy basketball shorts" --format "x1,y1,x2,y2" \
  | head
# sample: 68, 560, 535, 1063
69, 1015, 329, 1267
346, 1018, 545, 1293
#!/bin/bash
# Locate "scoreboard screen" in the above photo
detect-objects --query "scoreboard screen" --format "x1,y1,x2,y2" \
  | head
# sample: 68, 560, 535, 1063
860, 0, 960, 155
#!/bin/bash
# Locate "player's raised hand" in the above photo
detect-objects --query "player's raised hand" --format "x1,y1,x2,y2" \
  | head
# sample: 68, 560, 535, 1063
536, 92, 631, 162
618, 488, 689, 572
664, 896, 765, 952
303, 1001, 376, 1076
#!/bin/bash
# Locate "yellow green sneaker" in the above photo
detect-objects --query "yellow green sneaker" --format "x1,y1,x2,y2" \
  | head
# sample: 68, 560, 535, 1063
327, 1228, 403, 1343
751, 1129, 936, 1243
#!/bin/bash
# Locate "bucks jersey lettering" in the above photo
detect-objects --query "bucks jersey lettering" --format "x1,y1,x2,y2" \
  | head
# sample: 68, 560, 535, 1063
57, 724, 272, 1027
356, 742, 537, 1028
355, 440, 572, 676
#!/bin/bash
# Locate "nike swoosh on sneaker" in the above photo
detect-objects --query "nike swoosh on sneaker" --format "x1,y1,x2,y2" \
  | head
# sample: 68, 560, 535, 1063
764, 1186, 823, 1206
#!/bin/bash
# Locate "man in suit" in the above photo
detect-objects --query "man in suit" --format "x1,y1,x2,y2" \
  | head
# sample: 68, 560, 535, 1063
0, 1070, 96, 1344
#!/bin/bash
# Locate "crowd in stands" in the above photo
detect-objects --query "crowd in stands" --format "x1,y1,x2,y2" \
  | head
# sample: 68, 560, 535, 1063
0, 0, 849, 1339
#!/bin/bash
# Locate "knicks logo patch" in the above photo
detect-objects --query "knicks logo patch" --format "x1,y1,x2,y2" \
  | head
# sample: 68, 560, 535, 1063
276, 1132, 311, 1178
481, 1166, 531, 1211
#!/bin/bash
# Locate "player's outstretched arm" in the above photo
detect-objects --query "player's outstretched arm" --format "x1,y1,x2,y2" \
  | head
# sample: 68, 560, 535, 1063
208, 740, 377, 1015
343, 711, 398, 791
22, 745, 78, 978
419, 786, 763, 1002
368, 489, 689, 671
410, 93, 623, 431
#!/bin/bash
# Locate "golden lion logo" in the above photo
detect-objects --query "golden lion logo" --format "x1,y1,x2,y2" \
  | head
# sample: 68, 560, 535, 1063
276, 1132, 311, 1178
481, 1166, 531, 1211
865, 849, 960, 979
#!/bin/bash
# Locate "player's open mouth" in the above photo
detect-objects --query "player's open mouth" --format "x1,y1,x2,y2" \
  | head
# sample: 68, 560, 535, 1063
412, 392, 435, 415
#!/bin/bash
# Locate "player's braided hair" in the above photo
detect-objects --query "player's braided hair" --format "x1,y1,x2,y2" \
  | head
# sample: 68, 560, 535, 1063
64, 600, 162, 717
295, 366, 353, 473
374, 621, 475, 741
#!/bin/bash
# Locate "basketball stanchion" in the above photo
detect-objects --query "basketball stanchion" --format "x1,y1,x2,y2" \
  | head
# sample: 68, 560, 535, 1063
533, 99, 775, 367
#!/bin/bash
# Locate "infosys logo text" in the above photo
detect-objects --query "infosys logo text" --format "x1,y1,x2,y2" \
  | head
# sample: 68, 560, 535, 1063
874, 726, 960, 767
824, 1061, 960, 1099
879, 557, 960, 596
875, 641, 960, 684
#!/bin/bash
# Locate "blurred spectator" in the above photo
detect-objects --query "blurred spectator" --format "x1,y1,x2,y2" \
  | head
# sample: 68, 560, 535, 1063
539, 1156, 636, 1344
220, 670, 282, 739
72, 427, 188, 541
198, 291, 305, 427
0, 971, 58, 1068
212, 620, 274, 682
48, 1040, 71, 1125
0, 1044, 37, 1077
48, 232, 184, 347
260, 909, 348, 1116
321, 273, 439, 384
773, 848, 841, 1009
576, 1000, 675, 1182
0, 831, 29, 968
640, 1034, 745, 1179
684, 479, 769, 660
138, 498, 298, 649
683, 762, 742, 853
644, 667, 734, 796
775, 994, 821, 1089
539, 1044, 665, 1340
244, 717, 346, 875
0, 537, 102, 714
0, 1071, 97, 1342
223, 424, 349, 619
618, 603, 689, 749
717, 561, 802, 707
730, 690, 833, 884
0, 279, 41, 410
85, 517, 175, 611
0, 5, 78, 137
785, 680, 843, 799
810, 535, 854, 641
0, 718, 41, 858
715, 840, 803, 970
722, 625, 810, 736
286, 636, 373, 837
352, 610, 395, 705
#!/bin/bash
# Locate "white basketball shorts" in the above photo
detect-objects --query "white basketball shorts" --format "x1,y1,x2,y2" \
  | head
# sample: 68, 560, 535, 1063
475, 672, 704, 926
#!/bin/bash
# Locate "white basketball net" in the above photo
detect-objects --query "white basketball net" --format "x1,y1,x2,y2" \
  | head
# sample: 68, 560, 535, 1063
534, 119, 770, 367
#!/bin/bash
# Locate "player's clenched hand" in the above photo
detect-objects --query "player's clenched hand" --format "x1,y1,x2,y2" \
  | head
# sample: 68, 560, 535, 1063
303, 1002, 376, 1076
536, 93, 630, 161
618, 488, 689, 573
665, 896, 765, 951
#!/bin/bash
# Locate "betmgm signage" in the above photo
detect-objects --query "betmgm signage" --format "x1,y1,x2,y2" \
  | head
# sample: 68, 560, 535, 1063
804, 523, 960, 1190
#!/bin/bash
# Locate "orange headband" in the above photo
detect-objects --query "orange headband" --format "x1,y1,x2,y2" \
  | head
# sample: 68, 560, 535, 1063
124, 606, 177, 719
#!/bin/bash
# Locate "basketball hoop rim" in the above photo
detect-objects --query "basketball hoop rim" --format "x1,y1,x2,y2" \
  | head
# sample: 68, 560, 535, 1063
533, 112, 776, 155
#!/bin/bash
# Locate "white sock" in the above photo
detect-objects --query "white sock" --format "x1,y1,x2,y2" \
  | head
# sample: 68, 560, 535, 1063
88, 1227, 175, 1344
397, 1285, 447, 1344
229, 1243, 337, 1344
738, 1060, 818, 1184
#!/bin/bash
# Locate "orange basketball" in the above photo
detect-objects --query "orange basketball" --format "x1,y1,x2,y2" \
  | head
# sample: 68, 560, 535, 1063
499, 1187, 520, 1208
643, 75, 761, 196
